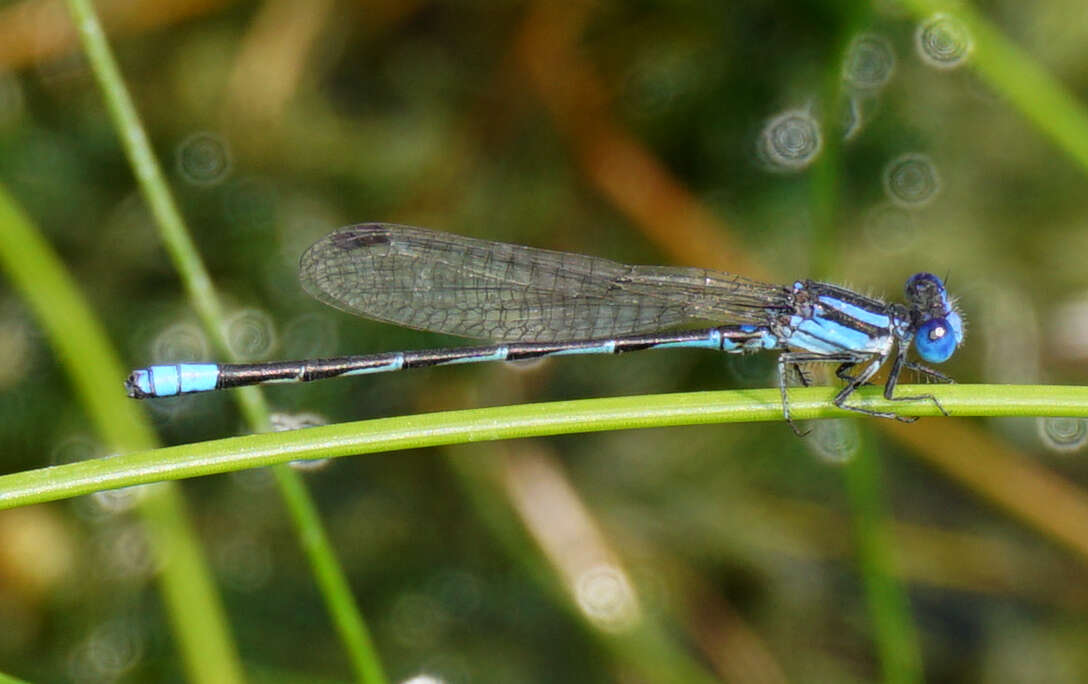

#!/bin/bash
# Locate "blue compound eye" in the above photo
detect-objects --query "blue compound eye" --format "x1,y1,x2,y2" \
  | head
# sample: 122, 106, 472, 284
945, 309, 964, 345
914, 317, 957, 363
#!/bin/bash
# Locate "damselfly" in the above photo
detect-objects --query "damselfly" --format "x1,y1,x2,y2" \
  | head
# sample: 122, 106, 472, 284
126, 224, 964, 432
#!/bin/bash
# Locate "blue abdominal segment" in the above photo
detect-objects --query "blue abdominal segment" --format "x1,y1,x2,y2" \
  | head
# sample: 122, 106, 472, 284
343, 354, 405, 375
127, 363, 220, 397
551, 341, 618, 355
444, 346, 510, 364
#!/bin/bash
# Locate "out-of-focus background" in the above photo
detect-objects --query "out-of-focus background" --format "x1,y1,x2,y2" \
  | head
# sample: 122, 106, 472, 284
1, 0, 1088, 682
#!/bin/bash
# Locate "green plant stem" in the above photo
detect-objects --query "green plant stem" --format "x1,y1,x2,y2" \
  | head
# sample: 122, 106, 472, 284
807, 0, 871, 274
1, 384, 1084, 511
844, 430, 923, 684
268, 466, 387, 684
809, 4, 921, 677
62, 1, 386, 681
901, 0, 1088, 175
61, 0, 258, 421
0, 184, 244, 684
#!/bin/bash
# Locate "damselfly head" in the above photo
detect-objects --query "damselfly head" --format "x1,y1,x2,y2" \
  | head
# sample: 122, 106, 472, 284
905, 272, 964, 363
905, 272, 948, 314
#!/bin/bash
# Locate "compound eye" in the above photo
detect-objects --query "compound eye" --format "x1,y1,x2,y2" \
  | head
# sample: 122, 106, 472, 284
946, 310, 965, 345
905, 272, 948, 306
914, 317, 957, 363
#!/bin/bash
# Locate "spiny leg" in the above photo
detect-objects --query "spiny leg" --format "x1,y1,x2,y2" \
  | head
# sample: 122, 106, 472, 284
778, 351, 870, 435
881, 349, 951, 417
791, 363, 814, 387
777, 354, 808, 437
794, 361, 857, 389
829, 352, 909, 420
903, 359, 955, 384
835, 362, 859, 384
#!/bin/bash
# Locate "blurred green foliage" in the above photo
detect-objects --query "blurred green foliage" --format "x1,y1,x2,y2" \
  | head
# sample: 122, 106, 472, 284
2, 1, 1088, 682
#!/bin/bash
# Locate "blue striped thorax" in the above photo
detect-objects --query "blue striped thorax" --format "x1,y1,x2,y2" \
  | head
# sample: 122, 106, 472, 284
775, 280, 897, 357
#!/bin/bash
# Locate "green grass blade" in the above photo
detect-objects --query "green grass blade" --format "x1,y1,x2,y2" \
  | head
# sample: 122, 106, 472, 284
902, 0, 1088, 174
1, 384, 1085, 511
268, 465, 387, 683
809, 3, 927, 674
0, 184, 245, 684
61, 1, 387, 680
844, 428, 924, 684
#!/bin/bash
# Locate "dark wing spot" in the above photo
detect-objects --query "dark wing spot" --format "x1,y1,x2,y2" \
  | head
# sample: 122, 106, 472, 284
330, 224, 393, 250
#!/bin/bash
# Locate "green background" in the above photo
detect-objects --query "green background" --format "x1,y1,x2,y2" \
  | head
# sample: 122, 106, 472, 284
1, 0, 1087, 682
